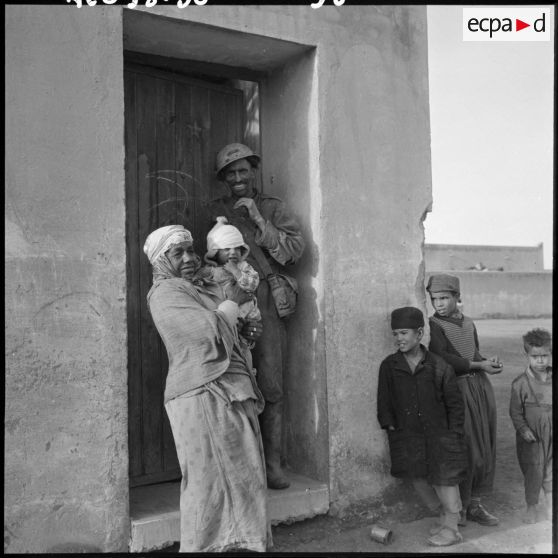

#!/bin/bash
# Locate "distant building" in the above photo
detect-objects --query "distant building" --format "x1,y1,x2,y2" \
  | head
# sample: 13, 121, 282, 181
425, 243, 545, 272
424, 243, 551, 319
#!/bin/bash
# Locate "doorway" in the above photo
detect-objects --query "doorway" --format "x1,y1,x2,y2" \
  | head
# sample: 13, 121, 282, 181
122, 18, 330, 550
124, 58, 251, 486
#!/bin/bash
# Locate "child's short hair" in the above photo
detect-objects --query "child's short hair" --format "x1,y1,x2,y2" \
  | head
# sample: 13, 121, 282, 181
522, 328, 552, 352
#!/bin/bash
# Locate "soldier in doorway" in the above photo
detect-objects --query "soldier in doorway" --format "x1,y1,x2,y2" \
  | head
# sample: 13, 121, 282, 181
207, 143, 305, 489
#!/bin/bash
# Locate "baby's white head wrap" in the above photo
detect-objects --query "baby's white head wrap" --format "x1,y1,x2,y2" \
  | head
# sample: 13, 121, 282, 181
205, 217, 249, 260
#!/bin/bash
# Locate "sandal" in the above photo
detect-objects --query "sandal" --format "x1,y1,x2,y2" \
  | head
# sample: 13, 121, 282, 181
429, 524, 444, 536
429, 512, 445, 535
427, 526, 463, 547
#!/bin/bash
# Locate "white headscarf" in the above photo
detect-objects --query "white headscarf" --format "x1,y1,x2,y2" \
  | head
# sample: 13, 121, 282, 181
143, 225, 193, 265
205, 216, 249, 260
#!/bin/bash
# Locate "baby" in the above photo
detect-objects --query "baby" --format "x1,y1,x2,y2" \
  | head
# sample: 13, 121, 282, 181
199, 216, 261, 348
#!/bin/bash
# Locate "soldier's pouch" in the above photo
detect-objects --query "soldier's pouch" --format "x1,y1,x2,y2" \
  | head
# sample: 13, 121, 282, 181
267, 273, 298, 319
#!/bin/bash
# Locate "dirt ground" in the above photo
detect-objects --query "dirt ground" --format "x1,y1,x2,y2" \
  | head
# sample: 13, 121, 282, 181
269, 318, 554, 553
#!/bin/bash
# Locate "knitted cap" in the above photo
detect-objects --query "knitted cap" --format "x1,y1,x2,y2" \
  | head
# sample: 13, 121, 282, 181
426, 274, 460, 295
205, 216, 249, 260
391, 306, 425, 330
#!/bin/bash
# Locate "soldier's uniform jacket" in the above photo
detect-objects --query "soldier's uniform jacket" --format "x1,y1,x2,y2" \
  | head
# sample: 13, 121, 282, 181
207, 192, 305, 277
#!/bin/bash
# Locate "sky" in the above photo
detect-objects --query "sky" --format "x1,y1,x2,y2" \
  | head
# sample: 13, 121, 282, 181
425, 5, 554, 269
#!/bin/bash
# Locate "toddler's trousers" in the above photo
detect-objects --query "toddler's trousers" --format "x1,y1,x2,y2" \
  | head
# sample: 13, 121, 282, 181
520, 459, 553, 506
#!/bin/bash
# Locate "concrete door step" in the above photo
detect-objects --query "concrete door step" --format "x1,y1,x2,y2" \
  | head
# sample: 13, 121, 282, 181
267, 472, 329, 526
129, 472, 329, 552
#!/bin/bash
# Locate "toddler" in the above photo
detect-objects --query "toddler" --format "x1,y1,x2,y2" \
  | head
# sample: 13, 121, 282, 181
199, 216, 261, 349
509, 328, 552, 524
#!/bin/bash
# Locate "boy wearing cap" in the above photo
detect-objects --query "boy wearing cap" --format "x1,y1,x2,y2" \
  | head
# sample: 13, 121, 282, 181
426, 274, 503, 527
377, 307, 468, 546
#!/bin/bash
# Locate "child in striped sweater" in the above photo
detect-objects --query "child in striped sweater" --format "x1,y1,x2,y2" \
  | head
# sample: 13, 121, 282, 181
426, 274, 503, 527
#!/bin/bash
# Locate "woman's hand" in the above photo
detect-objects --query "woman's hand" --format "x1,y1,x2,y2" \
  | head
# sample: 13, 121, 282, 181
521, 428, 537, 443
241, 319, 263, 342
225, 283, 253, 306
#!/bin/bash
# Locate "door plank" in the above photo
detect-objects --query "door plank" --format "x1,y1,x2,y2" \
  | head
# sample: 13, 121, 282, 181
189, 84, 211, 256
155, 77, 181, 474
153, 76, 177, 475
159, 81, 196, 474
135, 72, 164, 477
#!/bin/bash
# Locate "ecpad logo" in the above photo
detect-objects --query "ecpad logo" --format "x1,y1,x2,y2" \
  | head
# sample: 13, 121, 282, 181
463, 8, 551, 41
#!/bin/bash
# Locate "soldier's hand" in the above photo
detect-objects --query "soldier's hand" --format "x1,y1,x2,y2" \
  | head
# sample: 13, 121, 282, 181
233, 198, 264, 227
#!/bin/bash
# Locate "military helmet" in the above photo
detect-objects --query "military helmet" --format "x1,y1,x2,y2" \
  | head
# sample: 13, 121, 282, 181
215, 143, 260, 177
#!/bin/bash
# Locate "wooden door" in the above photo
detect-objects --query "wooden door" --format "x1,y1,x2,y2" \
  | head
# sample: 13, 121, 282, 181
125, 62, 244, 487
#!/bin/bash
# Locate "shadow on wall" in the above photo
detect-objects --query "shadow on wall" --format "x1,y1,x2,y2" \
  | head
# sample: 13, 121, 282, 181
284, 233, 324, 481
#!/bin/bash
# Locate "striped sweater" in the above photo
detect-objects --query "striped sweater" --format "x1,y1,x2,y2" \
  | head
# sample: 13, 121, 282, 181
429, 314, 484, 376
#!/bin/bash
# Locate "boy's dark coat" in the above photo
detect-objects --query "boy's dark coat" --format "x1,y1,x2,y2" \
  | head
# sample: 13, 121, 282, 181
377, 346, 468, 485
